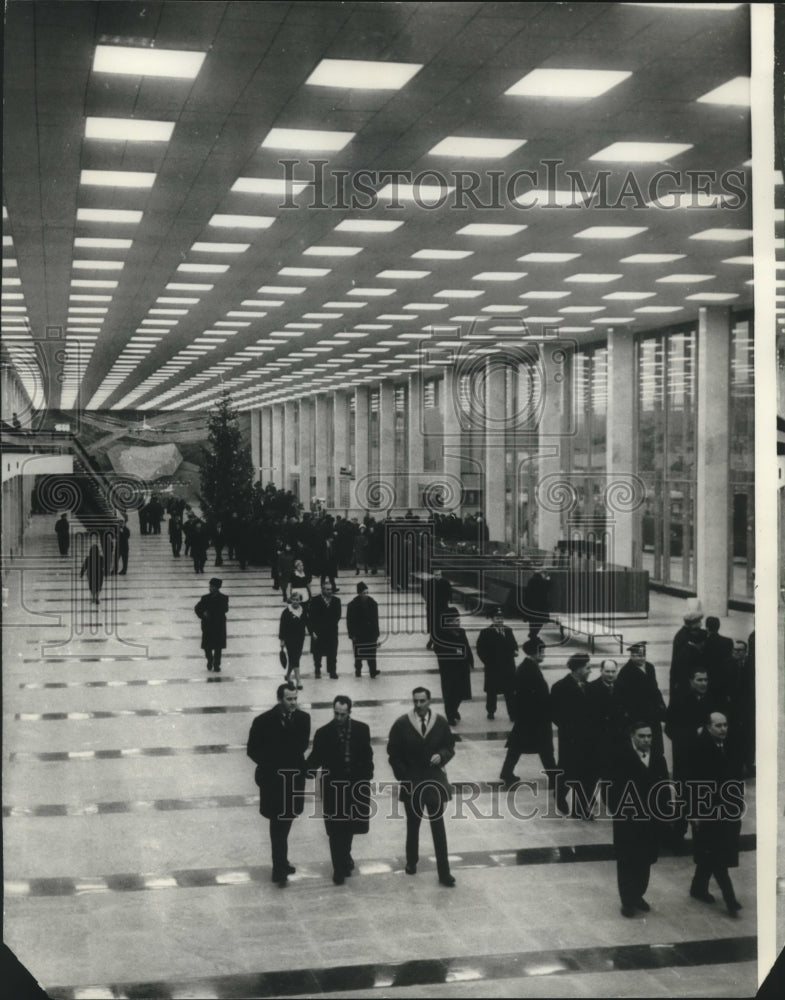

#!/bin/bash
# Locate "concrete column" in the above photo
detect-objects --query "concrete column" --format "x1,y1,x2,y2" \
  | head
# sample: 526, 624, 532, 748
333, 390, 349, 509
298, 396, 313, 505
537, 347, 565, 550
408, 373, 425, 508
353, 386, 369, 512
442, 368, 462, 489
484, 359, 506, 544
250, 409, 262, 484
379, 380, 396, 509
606, 329, 636, 567
696, 306, 731, 612
314, 394, 329, 502
272, 405, 284, 490
283, 401, 296, 494
259, 408, 273, 486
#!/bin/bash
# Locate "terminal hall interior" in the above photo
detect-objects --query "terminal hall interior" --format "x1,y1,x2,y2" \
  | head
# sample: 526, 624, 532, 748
1, 2, 782, 999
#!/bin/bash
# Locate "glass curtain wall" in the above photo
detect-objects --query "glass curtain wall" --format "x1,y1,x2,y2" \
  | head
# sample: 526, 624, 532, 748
568, 345, 608, 546
423, 377, 443, 472
729, 315, 754, 599
394, 383, 408, 509
637, 327, 697, 588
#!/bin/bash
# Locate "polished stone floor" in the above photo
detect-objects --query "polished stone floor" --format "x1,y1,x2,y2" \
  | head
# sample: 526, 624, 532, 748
3, 516, 757, 998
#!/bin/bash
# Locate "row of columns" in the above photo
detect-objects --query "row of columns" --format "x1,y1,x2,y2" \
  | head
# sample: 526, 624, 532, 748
253, 307, 733, 611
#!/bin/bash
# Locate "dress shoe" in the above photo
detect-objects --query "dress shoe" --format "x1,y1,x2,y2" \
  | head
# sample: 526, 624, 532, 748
405, 863, 417, 875
455, 712, 461, 721
370, 671, 379, 678
214, 666, 221, 672
286, 864, 296, 875
487, 713, 495, 721
296, 683, 303, 689
355, 671, 361, 678
726, 899, 742, 913
329, 673, 338, 679
636, 898, 650, 912
347, 857, 355, 871
332, 873, 345, 885
690, 889, 715, 903
271, 873, 288, 887
620, 906, 637, 918
439, 875, 456, 887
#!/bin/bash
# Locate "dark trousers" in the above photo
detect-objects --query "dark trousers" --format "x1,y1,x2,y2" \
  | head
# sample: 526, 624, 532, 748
486, 690, 513, 720
313, 637, 338, 677
327, 826, 354, 877
403, 796, 450, 878
443, 690, 462, 723
171, 539, 181, 556
118, 549, 128, 574
205, 647, 222, 669
617, 855, 651, 908
269, 817, 294, 878
691, 860, 737, 905
501, 741, 557, 785
353, 641, 378, 677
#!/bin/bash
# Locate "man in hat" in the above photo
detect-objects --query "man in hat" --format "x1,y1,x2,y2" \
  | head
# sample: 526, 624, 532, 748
387, 687, 457, 887
669, 606, 704, 696
346, 582, 380, 678
306, 695, 374, 885
550, 653, 595, 817
309, 581, 342, 679
194, 577, 229, 672
476, 608, 518, 721
500, 637, 556, 790
586, 658, 628, 803
247, 683, 310, 887
615, 642, 667, 758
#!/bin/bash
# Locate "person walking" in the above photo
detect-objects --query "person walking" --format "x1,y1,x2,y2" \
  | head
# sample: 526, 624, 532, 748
247, 684, 310, 887
194, 577, 229, 672
346, 582, 380, 678
279, 593, 308, 689
309, 582, 342, 679
500, 637, 556, 790
169, 514, 183, 557
117, 517, 130, 575
80, 542, 104, 605
476, 608, 518, 721
306, 695, 374, 885
54, 513, 70, 557
432, 605, 473, 727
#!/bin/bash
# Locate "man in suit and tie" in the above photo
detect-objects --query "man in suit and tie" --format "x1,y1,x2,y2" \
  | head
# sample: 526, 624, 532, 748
247, 683, 311, 887
309, 581, 342, 679
615, 642, 667, 758
306, 695, 374, 885
550, 653, 595, 817
476, 608, 518, 721
387, 687, 457, 887
586, 658, 627, 803
609, 721, 669, 917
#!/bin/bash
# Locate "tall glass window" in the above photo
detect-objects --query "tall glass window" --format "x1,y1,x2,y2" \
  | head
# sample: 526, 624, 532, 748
423, 377, 443, 471
394, 383, 408, 508
369, 388, 380, 474
567, 345, 608, 541
348, 393, 356, 471
729, 315, 754, 599
637, 327, 697, 588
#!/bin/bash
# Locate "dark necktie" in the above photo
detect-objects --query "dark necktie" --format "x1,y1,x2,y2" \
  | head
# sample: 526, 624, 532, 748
421, 716, 427, 736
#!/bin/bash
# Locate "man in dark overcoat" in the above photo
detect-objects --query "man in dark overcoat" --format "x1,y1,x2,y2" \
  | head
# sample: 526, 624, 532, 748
55, 513, 70, 556
685, 710, 745, 916
309, 581, 342, 679
117, 517, 130, 575
586, 658, 628, 801
194, 577, 228, 672
550, 653, 595, 817
432, 606, 473, 727
522, 569, 551, 640
609, 722, 669, 917
500, 637, 556, 789
247, 683, 311, 887
387, 686, 456, 887
615, 642, 666, 758
425, 569, 452, 651
306, 695, 374, 885
476, 608, 518, 721
346, 582, 380, 677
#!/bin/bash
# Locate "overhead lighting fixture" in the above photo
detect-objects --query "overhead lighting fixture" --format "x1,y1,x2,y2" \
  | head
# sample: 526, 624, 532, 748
76, 208, 143, 224
514, 190, 586, 208
520, 291, 570, 299
505, 68, 631, 99
635, 306, 684, 313
167, 282, 213, 291
428, 136, 525, 158
92, 45, 206, 80
192, 242, 249, 253
621, 254, 685, 263
178, 263, 229, 273
722, 256, 754, 265
518, 252, 579, 263
473, 272, 526, 281
80, 169, 156, 188
646, 192, 730, 209
347, 288, 395, 297
696, 77, 750, 107
434, 290, 484, 298
377, 270, 429, 279
602, 292, 656, 300
208, 214, 275, 229
305, 58, 422, 90
71, 279, 117, 288
656, 274, 714, 283
559, 305, 606, 313
590, 142, 693, 163
574, 226, 647, 239
261, 128, 354, 152
456, 224, 526, 237
689, 229, 752, 242
85, 116, 175, 141
685, 292, 739, 301
259, 285, 305, 294
376, 183, 455, 202
412, 249, 473, 260
231, 177, 308, 195
74, 237, 133, 249
304, 246, 363, 257
334, 220, 403, 233
73, 260, 124, 270
565, 273, 622, 283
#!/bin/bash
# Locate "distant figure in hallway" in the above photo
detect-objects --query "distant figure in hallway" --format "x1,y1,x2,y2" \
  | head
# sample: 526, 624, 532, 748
279, 593, 308, 689
306, 695, 374, 885
117, 517, 130, 575
432, 605, 473, 727
476, 607, 517, 721
310, 582, 342, 679
194, 577, 228, 672
346, 582, 380, 678
169, 514, 183, 557
55, 513, 70, 556
80, 542, 104, 605
247, 683, 310, 887
500, 637, 556, 790
425, 568, 451, 651
191, 518, 209, 574
523, 569, 551, 640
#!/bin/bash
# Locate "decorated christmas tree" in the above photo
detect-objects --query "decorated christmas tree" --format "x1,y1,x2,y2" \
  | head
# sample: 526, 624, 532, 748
199, 393, 253, 523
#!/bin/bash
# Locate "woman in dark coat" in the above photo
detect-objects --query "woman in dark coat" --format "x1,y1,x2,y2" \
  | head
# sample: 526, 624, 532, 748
279, 593, 309, 689
287, 559, 312, 607
80, 542, 104, 605
433, 606, 473, 726
194, 577, 229, 671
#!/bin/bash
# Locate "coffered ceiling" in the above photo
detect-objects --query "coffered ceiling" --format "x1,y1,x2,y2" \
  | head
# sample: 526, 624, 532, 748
2, 1, 758, 413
